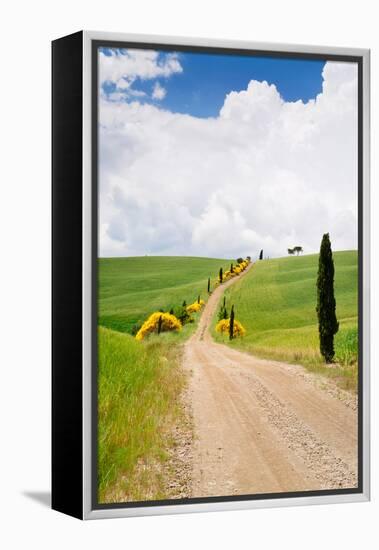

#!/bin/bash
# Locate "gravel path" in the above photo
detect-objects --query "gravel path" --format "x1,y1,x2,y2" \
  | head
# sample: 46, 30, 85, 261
183, 263, 358, 497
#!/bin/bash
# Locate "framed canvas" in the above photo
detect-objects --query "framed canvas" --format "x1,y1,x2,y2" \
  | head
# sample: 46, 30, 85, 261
52, 31, 370, 520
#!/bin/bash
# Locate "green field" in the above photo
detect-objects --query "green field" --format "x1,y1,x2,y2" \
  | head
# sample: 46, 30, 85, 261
214, 251, 358, 390
98, 256, 232, 333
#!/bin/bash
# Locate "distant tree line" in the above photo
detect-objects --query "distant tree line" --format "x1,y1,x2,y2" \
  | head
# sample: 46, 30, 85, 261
287, 246, 303, 256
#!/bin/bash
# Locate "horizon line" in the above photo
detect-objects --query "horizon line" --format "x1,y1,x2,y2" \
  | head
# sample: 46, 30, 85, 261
98, 249, 357, 261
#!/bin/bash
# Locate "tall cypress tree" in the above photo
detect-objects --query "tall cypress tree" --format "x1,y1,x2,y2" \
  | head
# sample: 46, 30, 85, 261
207, 277, 210, 293
219, 267, 223, 283
316, 233, 339, 362
157, 315, 163, 335
218, 296, 228, 321
229, 305, 235, 340
259, 250, 263, 260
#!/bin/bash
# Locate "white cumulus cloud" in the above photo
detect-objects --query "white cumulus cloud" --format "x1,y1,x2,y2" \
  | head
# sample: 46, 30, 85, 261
100, 48, 182, 84
152, 82, 167, 100
98, 61, 358, 260
99, 48, 182, 101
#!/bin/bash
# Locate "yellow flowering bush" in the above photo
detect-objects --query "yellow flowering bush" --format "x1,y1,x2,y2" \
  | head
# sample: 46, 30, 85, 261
135, 311, 181, 340
186, 299, 205, 314
215, 318, 246, 338
223, 270, 237, 281
234, 260, 249, 273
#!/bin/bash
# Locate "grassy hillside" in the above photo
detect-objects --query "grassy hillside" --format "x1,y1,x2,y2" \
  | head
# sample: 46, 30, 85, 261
98, 327, 186, 503
215, 251, 358, 390
97, 255, 232, 502
99, 256, 232, 333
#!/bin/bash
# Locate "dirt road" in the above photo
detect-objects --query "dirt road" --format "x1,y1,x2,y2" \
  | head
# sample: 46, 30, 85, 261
183, 263, 358, 497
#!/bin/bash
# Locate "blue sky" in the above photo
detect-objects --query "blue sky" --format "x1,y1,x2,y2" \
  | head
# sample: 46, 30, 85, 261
100, 48, 326, 118
99, 50, 357, 259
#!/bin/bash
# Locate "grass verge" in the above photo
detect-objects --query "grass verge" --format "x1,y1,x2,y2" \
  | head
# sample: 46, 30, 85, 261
98, 326, 187, 503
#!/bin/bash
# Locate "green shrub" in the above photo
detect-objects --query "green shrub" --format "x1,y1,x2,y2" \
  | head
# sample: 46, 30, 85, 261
174, 305, 192, 325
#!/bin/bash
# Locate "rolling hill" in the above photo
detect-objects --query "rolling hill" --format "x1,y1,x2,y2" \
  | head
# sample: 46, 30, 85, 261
98, 255, 232, 333
215, 251, 358, 385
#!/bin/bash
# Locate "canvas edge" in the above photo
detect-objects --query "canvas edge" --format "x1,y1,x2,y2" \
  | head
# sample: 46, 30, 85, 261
81, 30, 370, 520
361, 47, 370, 503
51, 30, 84, 520
82, 29, 92, 521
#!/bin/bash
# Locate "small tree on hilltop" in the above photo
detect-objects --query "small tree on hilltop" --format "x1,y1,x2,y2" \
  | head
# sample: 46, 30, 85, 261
316, 233, 339, 363
288, 248, 295, 255
219, 267, 223, 283
294, 246, 303, 256
229, 305, 235, 340
237, 257, 243, 264
259, 250, 263, 260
